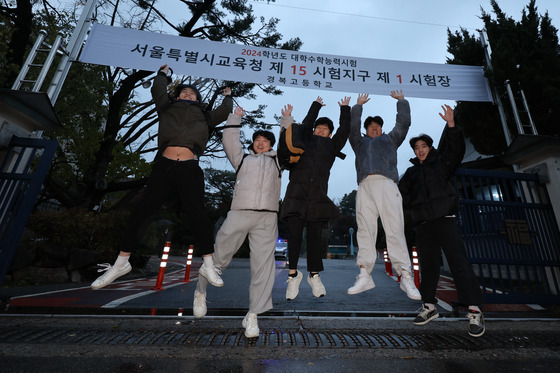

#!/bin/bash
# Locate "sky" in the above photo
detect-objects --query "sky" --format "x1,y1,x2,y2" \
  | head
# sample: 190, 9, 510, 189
70, 0, 560, 203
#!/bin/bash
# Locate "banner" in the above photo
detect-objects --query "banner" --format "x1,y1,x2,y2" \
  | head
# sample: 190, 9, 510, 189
79, 23, 493, 102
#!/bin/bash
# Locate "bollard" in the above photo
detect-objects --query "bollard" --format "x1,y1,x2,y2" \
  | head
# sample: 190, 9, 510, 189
183, 244, 194, 282
152, 230, 171, 291
412, 246, 420, 288
384, 249, 394, 276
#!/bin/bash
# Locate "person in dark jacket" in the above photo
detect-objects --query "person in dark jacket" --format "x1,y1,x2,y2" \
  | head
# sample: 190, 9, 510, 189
91, 64, 232, 290
280, 96, 351, 300
398, 104, 485, 338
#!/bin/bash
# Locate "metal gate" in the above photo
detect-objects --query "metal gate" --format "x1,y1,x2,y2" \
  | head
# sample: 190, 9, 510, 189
453, 168, 560, 304
0, 136, 58, 284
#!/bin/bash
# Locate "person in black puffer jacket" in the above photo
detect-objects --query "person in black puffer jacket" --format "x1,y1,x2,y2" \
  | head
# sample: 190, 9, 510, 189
280, 96, 351, 301
398, 104, 485, 338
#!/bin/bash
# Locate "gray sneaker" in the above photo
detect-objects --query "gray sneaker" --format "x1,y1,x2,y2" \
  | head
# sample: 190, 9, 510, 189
193, 291, 207, 319
90, 262, 132, 290
199, 263, 224, 287
286, 271, 303, 300
307, 273, 326, 298
242, 312, 259, 338
347, 273, 375, 295
467, 310, 485, 337
413, 304, 439, 325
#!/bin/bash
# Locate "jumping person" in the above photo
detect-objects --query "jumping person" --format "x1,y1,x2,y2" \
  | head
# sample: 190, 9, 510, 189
398, 104, 485, 337
193, 106, 282, 339
91, 64, 232, 290
280, 96, 351, 300
347, 91, 421, 300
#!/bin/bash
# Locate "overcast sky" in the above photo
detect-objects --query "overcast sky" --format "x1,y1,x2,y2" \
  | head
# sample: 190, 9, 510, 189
75, 0, 560, 202
200, 0, 559, 202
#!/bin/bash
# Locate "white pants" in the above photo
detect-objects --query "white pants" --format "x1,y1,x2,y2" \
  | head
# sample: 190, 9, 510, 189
355, 174, 411, 275
196, 210, 277, 314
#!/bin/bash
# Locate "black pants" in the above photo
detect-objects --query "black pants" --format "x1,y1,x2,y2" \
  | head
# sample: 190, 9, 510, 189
119, 157, 213, 256
415, 217, 483, 306
285, 216, 324, 273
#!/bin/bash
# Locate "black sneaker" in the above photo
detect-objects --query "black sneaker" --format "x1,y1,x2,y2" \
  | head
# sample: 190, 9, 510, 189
467, 310, 485, 337
413, 304, 439, 325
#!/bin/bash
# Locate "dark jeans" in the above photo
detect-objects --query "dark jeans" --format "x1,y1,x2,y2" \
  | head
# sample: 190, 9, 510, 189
415, 217, 483, 306
285, 216, 324, 273
119, 157, 213, 256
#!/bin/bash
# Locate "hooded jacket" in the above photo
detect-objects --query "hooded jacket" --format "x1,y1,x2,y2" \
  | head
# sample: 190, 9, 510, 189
151, 72, 233, 156
222, 113, 282, 212
280, 101, 351, 221
398, 126, 466, 225
350, 99, 410, 184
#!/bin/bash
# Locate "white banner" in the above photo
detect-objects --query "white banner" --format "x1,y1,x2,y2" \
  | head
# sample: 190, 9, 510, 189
79, 23, 493, 102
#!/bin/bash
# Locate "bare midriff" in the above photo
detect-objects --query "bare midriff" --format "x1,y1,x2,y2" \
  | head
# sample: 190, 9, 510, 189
162, 146, 196, 160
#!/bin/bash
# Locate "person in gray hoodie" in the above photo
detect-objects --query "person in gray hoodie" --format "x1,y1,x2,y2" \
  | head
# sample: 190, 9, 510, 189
193, 106, 282, 339
346, 91, 420, 301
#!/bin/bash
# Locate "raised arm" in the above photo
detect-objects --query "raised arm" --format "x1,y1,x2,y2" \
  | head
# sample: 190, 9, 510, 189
387, 90, 411, 148
150, 64, 172, 111
437, 104, 465, 176
280, 104, 294, 130
223, 106, 246, 170
332, 96, 352, 152
349, 93, 370, 151
208, 86, 233, 128
302, 96, 324, 130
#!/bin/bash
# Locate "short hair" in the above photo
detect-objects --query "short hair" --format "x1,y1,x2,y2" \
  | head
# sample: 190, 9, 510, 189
252, 130, 276, 147
364, 115, 384, 130
409, 133, 434, 149
314, 117, 334, 134
174, 84, 202, 102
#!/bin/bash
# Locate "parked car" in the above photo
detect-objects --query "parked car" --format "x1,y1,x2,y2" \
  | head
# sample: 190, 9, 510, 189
275, 239, 288, 261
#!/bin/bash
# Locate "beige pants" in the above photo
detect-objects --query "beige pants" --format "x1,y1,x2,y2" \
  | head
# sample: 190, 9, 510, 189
196, 210, 277, 314
355, 174, 412, 275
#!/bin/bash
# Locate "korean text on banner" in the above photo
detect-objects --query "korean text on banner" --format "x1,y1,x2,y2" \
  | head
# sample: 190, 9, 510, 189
79, 23, 493, 102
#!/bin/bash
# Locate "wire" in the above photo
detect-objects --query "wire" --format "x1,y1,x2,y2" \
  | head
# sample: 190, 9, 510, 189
250, 1, 477, 31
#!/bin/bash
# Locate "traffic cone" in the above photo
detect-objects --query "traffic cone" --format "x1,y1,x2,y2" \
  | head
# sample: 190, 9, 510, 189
152, 230, 171, 291
412, 246, 420, 288
183, 244, 194, 282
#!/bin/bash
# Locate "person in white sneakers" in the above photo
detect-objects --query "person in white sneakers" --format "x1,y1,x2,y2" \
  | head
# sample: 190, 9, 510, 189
347, 91, 420, 301
399, 104, 485, 337
91, 64, 231, 290
279, 97, 351, 301
193, 106, 282, 339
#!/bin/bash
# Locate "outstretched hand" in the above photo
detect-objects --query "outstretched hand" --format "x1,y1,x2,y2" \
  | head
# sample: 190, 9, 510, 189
234, 106, 246, 117
159, 64, 170, 74
338, 96, 351, 106
439, 104, 455, 127
222, 87, 232, 96
281, 104, 293, 117
357, 93, 370, 106
390, 90, 404, 100
315, 96, 325, 106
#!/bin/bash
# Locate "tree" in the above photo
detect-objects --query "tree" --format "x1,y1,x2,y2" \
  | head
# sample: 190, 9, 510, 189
446, 0, 560, 155
2, 0, 302, 210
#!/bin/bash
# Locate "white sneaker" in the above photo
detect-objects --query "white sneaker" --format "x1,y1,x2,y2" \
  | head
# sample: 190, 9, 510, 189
400, 271, 421, 300
199, 263, 224, 287
286, 271, 303, 300
307, 273, 326, 298
242, 312, 259, 338
193, 291, 207, 319
90, 262, 132, 290
347, 273, 376, 295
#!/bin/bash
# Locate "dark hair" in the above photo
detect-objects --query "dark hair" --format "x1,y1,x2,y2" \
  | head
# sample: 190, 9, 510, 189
252, 130, 276, 147
314, 117, 334, 133
364, 115, 383, 130
409, 133, 434, 149
174, 84, 202, 102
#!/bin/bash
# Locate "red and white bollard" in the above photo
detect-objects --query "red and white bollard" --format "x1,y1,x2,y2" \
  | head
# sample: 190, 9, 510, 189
183, 244, 194, 282
412, 246, 420, 289
384, 249, 394, 276
152, 231, 171, 291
